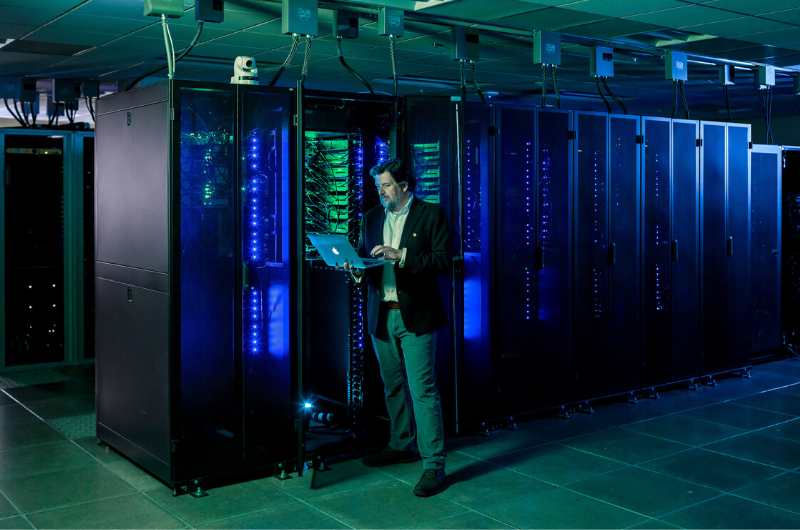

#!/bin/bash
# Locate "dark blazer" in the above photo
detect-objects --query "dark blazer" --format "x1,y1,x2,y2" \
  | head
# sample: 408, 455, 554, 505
357, 197, 451, 336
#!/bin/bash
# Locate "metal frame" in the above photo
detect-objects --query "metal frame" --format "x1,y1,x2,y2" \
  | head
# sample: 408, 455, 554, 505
0, 127, 95, 372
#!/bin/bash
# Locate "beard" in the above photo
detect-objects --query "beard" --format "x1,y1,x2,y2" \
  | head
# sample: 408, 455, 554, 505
380, 195, 403, 212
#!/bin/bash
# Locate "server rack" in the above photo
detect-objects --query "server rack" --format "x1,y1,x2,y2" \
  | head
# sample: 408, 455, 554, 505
700, 122, 751, 375
402, 96, 494, 432
782, 147, 800, 347
535, 109, 573, 410
573, 111, 610, 401
750, 145, 782, 354
607, 115, 641, 395
641, 117, 672, 387
95, 81, 298, 493
0, 128, 94, 371
671, 119, 701, 382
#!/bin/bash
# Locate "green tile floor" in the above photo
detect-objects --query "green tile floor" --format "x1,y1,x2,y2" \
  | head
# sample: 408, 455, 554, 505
3, 360, 800, 528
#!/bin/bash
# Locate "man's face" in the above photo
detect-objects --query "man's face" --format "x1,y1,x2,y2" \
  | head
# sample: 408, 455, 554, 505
375, 171, 408, 212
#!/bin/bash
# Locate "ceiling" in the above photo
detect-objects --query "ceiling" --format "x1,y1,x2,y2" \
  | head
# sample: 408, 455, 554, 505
2, 0, 800, 124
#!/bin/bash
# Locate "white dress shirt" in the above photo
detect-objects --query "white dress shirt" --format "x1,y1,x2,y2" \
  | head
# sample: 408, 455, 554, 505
379, 194, 412, 302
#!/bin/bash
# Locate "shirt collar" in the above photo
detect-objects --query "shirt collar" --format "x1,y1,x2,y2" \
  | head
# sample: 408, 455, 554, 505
386, 193, 413, 217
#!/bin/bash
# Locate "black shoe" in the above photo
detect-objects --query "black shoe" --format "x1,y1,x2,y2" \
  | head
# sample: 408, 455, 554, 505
362, 446, 414, 467
413, 468, 446, 497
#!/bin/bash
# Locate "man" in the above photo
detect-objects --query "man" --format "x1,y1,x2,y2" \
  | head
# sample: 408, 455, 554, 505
342, 157, 451, 497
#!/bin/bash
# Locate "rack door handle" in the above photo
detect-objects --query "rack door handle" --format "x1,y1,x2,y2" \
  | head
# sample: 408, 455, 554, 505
727, 237, 733, 257
608, 243, 616, 266
671, 240, 678, 262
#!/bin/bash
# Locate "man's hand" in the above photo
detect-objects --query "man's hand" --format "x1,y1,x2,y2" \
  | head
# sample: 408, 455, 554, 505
336, 259, 364, 276
370, 245, 402, 261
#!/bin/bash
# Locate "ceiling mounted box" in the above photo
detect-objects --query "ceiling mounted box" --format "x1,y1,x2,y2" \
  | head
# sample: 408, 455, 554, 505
53, 79, 80, 104
81, 80, 100, 99
533, 31, 560, 66
450, 27, 479, 62
756, 65, 775, 88
719, 64, 735, 86
143, 0, 184, 18
195, 0, 224, 23
281, 0, 318, 36
665, 51, 687, 81
333, 9, 359, 39
590, 46, 614, 78
378, 7, 404, 37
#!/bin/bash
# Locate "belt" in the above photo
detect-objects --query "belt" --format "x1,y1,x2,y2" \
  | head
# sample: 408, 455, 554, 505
382, 301, 401, 310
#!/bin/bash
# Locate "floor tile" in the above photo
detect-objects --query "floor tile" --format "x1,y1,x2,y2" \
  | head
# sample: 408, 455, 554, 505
693, 373, 800, 401
760, 418, 800, 443
56, 365, 95, 381
146, 479, 295, 526
427, 460, 551, 510
681, 402, 794, 431
565, 466, 720, 518
490, 443, 626, 485
195, 502, 347, 529
263, 458, 395, 501
622, 414, 749, 447
0, 516, 32, 529
734, 472, 800, 514
0, 405, 38, 427
518, 414, 615, 443
732, 389, 800, 416
73, 436, 126, 464
445, 429, 547, 460
411, 511, 513, 529
25, 493, 185, 529
377, 450, 479, 480
104, 460, 166, 492
588, 401, 670, 427
481, 487, 648, 529
563, 428, 691, 464
704, 432, 800, 470
5, 381, 93, 405
0, 421, 64, 451
626, 519, 681, 529
633, 390, 720, 412
640, 448, 783, 492
663, 494, 800, 529
0, 494, 18, 519
307, 480, 465, 529
0, 464, 136, 514
23, 395, 95, 421
0, 441, 98, 481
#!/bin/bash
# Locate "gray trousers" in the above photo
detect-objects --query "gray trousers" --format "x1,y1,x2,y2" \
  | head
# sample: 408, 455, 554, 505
371, 307, 446, 470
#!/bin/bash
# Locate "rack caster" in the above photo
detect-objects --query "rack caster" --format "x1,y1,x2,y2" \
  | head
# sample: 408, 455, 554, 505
627, 392, 638, 405
275, 462, 293, 481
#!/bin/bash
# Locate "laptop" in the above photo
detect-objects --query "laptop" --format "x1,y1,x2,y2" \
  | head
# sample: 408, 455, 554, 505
307, 233, 396, 269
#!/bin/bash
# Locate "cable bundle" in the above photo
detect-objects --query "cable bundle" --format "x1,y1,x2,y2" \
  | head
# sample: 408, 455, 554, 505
337, 37, 373, 94
540, 65, 560, 109
126, 20, 204, 91
671, 79, 689, 119
4, 99, 37, 127
269, 33, 299, 87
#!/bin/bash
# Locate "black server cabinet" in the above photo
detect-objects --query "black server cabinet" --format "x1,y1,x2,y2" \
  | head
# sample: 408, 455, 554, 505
495, 106, 536, 414
573, 112, 609, 401
535, 109, 573, 409
750, 145, 781, 354
726, 124, 751, 370
782, 147, 800, 344
700, 122, 751, 374
95, 81, 297, 491
671, 120, 701, 381
403, 97, 494, 431
607, 115, 641, 395
642, 117, 672, 386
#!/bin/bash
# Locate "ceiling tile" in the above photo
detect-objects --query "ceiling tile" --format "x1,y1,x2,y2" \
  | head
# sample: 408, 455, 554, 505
75, 0, 166, 19
21, 27, 117, 47
564, 0, 687, 17
0, 23, 37, 40
490, 6, 608, 31
623, 5, 743, 25
702, 0, 800, 15
0, 6, 61, 27
679, 17, 793, 37
737, 28, 800, 46
46, 14, 154, 35
760, 8, 800, 25
419, 0, 548, 20
558, 19, 663, 39
0, 0, 83, 8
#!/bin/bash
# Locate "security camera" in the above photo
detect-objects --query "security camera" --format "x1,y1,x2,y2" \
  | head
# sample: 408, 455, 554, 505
231, 56, 258, 85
